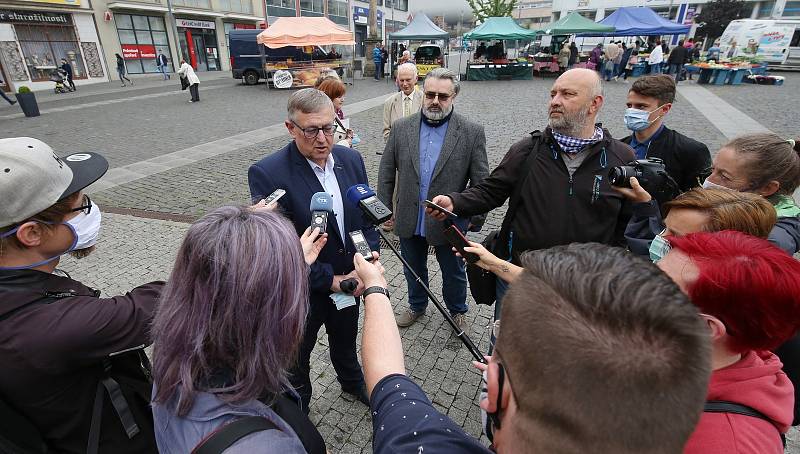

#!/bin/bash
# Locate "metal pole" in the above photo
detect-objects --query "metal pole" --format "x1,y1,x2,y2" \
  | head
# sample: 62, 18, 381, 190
166, 0, 181, 67
378, 230, 485, 363
264, 0, 270, 27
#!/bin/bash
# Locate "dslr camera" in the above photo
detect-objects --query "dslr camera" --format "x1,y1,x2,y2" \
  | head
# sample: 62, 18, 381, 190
608, 158, 679, 203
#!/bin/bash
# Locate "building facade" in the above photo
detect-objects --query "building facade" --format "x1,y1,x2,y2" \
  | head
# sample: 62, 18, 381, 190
0, 0, 109, 92
514, 0, 553, 29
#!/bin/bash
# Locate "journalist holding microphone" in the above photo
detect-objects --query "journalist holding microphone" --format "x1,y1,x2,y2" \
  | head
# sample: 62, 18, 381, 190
248, 88, 379, 411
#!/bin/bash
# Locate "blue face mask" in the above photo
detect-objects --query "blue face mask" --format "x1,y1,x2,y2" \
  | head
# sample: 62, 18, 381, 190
624, 105, 664, 132
0, 221, 78, 270
649, 232, 671, 263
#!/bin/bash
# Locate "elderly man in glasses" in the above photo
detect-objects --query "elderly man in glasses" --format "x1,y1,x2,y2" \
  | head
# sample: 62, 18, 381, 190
377, 67, 489, 331
248, 88, 380, 412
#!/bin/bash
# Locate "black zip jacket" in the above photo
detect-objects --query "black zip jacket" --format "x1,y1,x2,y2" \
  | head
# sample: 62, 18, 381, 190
449, 127, 635, 264
0, 269, 161, 453
622, 126, 712, 192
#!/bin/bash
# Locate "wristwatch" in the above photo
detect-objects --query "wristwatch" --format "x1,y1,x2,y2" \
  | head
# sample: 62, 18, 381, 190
362, 286, 390, 299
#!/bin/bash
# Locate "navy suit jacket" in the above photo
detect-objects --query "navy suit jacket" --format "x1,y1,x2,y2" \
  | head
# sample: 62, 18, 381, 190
248, 141, 380, 297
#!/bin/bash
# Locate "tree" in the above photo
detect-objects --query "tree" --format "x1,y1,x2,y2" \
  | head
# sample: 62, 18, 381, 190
467, 0, 518, 23
693, 0, 749, 42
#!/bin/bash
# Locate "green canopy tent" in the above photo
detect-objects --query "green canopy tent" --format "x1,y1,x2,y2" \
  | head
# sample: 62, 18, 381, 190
462, 17, 541, 81
543, 12, 616, 36
463, 16, 541, 41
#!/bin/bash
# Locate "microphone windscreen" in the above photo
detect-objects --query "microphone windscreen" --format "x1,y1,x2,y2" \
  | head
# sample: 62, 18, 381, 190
345, 184, 376, 205
310, 192, 333, 212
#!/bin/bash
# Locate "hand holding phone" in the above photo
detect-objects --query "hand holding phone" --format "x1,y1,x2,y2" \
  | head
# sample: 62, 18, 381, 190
424, 199, 457, 219
443, 224, 479, 264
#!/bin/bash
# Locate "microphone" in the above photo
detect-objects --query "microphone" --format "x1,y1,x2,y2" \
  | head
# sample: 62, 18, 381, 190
309, 192, 333, 235
345, 184, 392, 225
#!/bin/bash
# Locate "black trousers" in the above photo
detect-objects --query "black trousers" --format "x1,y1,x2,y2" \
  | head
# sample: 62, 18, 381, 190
189, 83, 199, 101
290, 294, 364, 413
65, 75, 75, 90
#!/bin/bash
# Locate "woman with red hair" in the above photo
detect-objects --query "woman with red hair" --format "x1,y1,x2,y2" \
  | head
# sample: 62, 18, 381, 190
657, 231, 800, 453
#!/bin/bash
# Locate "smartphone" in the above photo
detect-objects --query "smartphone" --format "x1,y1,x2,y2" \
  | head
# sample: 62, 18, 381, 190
349, 230, 374, 262
443, 224, 479, 264
263, 188, 286, 204
424, 199, 457, 218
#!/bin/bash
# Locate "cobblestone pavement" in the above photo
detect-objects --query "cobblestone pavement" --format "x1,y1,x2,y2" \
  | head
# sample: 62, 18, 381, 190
10, 73, 800, 452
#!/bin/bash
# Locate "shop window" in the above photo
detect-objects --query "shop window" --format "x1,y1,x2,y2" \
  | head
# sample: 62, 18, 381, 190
115, 14, 171, 74
15, 21, 87, 82
784, 1, 800, 16
758, 1, 775, 17
230, 0, 253, 13
300, 0, 324, 13
576, 10, 595, 20
173, 0, 211, 9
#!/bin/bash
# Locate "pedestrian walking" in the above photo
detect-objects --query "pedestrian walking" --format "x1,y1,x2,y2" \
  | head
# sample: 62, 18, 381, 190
59, 59, 75, 91
589, 43, 603, 71
569, 42, 578, 68
177, 59, 200, 103
648, 41, 664, 74
612, 42, 624, 79
558, 42, 571, 72
115, 53, 133, 87
372, 44, 383, 80
156, 51, 170, 80
380, 45, 388, 79
667, 40, 689, 83
378, 67, 489, 331
0, 89, 15, 106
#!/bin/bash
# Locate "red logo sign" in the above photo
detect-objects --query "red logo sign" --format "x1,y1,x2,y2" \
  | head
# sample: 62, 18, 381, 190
121, 44, 156, 59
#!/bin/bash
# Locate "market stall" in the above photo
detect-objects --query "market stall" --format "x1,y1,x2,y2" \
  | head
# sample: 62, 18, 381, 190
537, 13, 616, 72
578, 7, 690, 74
462, 17, 540, 81
686, 59, 771, 85
257, 17, 355, 89
388, 14, 449, 78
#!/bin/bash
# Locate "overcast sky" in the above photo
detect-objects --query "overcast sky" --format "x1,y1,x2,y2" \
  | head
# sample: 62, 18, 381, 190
414, 0, 475, 23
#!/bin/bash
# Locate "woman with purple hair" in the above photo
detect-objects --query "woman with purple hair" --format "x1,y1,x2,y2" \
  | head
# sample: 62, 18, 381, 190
151, 206, 327, 453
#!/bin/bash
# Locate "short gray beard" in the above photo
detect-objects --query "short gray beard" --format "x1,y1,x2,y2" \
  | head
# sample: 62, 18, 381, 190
422, 104, 453, 121
549, 107, 591, 138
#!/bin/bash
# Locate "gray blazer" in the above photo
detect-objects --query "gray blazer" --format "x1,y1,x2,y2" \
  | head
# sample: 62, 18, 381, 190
378, 111, 489, 246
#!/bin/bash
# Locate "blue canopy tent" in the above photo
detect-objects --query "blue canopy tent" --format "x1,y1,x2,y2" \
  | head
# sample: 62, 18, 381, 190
578, 7, 690, 37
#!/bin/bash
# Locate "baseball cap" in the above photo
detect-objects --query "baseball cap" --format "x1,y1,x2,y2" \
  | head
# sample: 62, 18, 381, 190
0, 137, 108, 227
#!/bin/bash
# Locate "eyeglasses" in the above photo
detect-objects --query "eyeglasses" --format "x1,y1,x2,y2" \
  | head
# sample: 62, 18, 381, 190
70, 194, 92, 216
424, 91, 453, 101
291, 120, 336, 139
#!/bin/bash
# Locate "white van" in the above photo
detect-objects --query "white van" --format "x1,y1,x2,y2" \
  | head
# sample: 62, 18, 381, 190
718, 19, 800, 69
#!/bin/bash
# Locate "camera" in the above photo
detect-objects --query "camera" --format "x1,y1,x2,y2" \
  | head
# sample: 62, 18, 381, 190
608, 158, 679, 203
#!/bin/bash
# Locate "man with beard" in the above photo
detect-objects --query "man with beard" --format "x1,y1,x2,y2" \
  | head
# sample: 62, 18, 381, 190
378, 67, 488, 330
428, 68, 635, 321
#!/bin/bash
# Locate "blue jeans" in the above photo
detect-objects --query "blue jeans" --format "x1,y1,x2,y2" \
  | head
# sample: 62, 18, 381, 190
488, 277, 510, 354
159, 64, 169, 80
669, 63, 683, 81
373, 60, 382, 80
399, 235, 468, 315
650, 63, 662, 74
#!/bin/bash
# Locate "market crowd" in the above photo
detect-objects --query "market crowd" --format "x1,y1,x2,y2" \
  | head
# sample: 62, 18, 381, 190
1, 61, 799, 454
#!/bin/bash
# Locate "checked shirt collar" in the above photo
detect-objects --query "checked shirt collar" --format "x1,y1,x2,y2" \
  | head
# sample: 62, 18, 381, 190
552, 126, 604, 154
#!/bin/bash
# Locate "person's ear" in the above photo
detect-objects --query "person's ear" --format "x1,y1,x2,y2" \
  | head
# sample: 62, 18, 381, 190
756, 180, 780, 197
14, 222, 46, 248
285, 120, 295, 136
661, 103, 673, 115
591, 95, 604, 114
482, 361, 501, 414
700, 313, 727, 341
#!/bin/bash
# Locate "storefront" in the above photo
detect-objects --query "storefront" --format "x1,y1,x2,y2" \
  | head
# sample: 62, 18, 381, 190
0, 7, 107, 91
114, 13, 172, 74
176, 18, 220, 71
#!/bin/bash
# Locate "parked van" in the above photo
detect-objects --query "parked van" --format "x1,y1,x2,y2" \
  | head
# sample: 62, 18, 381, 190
228, 29, 331, 85
718, 19, 800, 69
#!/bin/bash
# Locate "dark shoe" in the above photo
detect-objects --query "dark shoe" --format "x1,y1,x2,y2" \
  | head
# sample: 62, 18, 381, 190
396, 308, 424, 327
343, 386, 370, 406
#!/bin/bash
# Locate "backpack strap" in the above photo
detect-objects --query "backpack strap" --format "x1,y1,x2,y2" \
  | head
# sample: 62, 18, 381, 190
498, 131, 543, 259
191, 416, 278, 454
704, 400, 773, 422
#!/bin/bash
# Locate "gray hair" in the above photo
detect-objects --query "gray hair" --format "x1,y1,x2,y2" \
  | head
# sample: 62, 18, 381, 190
287, 88, 334, 122
424, 67, 460, 95
397, 62, 418, 77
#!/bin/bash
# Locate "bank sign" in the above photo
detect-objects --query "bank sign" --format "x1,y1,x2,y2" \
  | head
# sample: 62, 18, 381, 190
0, 9, 70, 24
176, 18, 215, 29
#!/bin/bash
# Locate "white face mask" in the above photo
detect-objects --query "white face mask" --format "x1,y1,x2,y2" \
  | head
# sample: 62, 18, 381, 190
66, 200, 102, 250
701, 177, 734, 191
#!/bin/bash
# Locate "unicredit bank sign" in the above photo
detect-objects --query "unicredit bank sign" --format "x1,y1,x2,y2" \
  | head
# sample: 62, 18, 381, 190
176, 18, 215, 29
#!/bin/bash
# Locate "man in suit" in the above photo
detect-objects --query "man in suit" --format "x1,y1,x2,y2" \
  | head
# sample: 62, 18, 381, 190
382, 63, 423, 142
378, 67, 489, 330
248, 88, 379, 411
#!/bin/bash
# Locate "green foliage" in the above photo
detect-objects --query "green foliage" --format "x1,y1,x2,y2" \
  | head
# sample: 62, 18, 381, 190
694, 0, 749, 42
467, 0, 518, 23
17, 86, 31, 94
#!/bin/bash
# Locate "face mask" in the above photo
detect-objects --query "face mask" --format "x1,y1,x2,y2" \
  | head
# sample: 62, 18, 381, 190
623, 105, 664, 132
66, 200, 102, 250
0, 221, 78, 270
701, 177, 733, 191
649, 233, 671, 263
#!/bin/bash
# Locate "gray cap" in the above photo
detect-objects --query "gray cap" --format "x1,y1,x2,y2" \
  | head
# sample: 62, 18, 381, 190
0, 137, 108, 227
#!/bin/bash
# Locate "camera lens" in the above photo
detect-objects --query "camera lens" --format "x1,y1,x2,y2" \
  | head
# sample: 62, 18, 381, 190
608, 166, 634, 188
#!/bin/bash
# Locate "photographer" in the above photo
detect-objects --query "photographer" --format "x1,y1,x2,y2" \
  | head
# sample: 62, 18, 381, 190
357, 244, 712, 453
0, 138, 159, 453
151, 207, 327, 453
